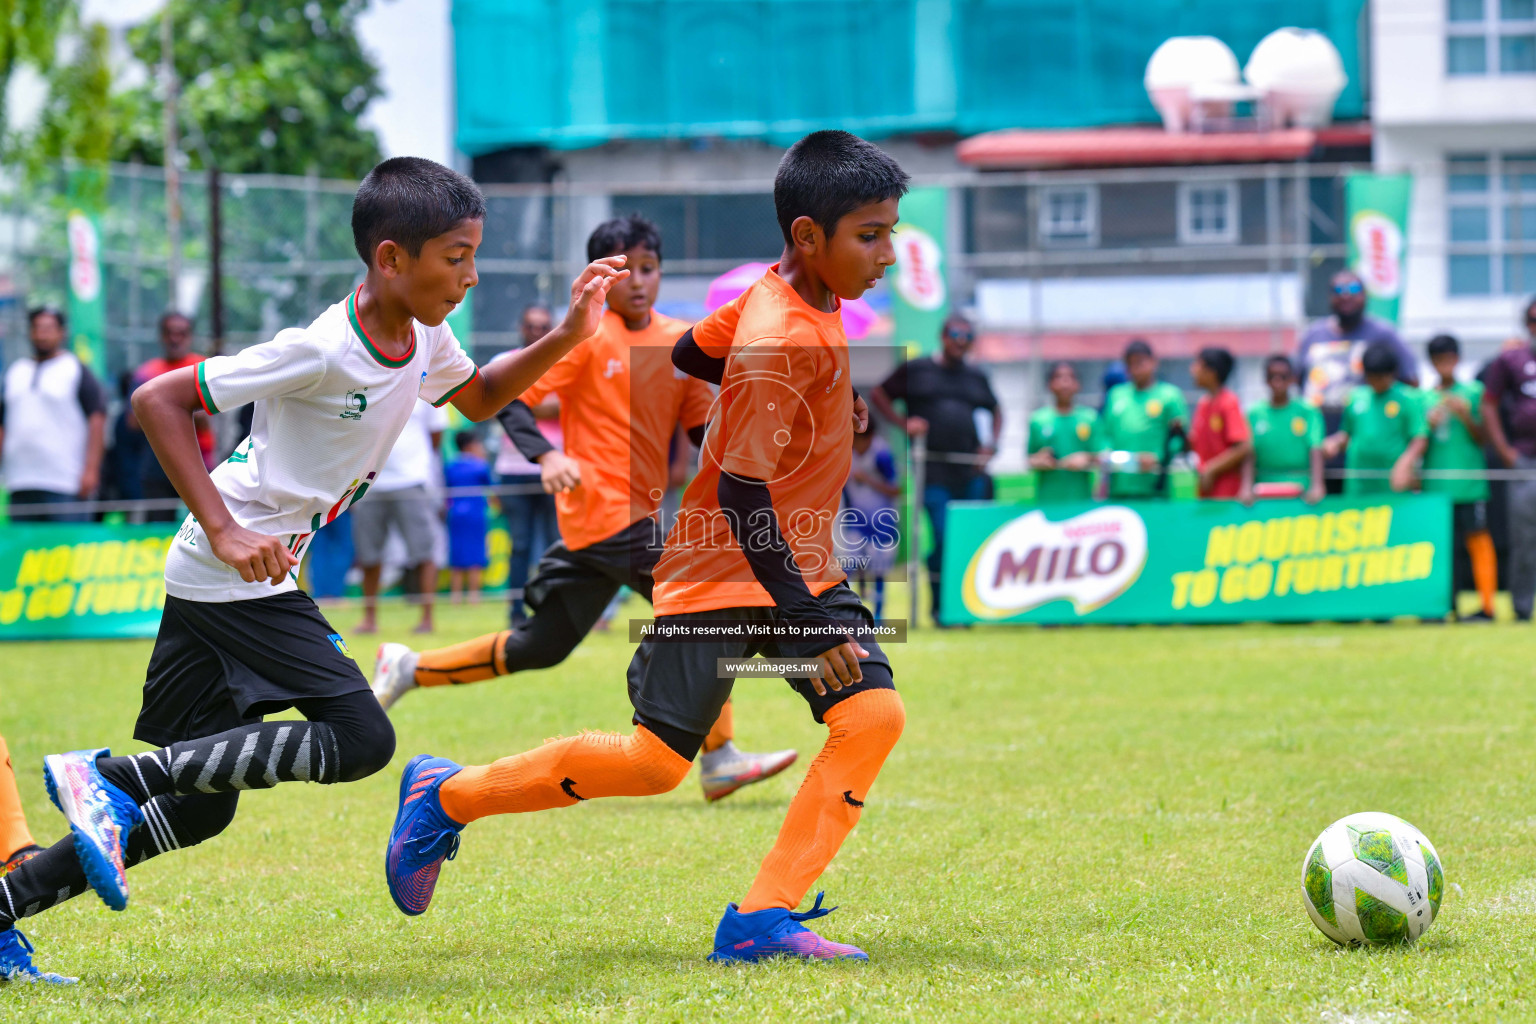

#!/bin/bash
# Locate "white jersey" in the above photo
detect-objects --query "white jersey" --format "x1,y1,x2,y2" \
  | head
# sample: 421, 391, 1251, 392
165, 287, 478, 601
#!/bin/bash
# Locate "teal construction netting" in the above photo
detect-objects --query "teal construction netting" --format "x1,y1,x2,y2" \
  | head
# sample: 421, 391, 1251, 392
453, 0, 1366, 154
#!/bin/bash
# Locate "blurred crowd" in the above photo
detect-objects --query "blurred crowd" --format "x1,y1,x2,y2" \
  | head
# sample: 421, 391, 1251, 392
8, 273, 1536, 629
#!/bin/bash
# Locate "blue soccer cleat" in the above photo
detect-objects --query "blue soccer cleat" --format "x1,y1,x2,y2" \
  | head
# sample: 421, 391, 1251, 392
0, 929, 77, 985
385, 754, 465, 916
707, 892, 869, 962
43, 748, 141, 912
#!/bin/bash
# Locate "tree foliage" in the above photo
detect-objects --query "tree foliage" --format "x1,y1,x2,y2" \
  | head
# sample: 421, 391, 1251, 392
31, 20, 112, 169
38, 0, 385, 180
0, 0, 73, 146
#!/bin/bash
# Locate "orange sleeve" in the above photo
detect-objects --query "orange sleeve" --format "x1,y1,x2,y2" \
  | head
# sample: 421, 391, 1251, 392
679, 376, 714, 431
718, 341, 811, 481
521, 341, 590, 407
692, 298, 743, 358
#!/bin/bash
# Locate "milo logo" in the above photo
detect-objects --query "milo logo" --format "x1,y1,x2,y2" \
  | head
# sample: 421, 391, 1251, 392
1351, 211, 1404, 300
893, 225, 945, 312
961, 506, 1148, 618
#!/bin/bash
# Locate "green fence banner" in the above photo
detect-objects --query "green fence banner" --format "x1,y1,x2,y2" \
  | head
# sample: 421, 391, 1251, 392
65, 167, 109, 377
941, 496, 1450, 625
891, 186, 949, 355
0, 524, 173, 640
1345, 172, 1412, 325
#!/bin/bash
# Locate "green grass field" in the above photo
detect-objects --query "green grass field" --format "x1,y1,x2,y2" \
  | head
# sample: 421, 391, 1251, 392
4, 596, 1535, 1022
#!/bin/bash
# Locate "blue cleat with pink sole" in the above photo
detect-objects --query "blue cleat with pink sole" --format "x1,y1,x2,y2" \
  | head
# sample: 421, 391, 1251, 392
42, 747, 141, 912
707, 893, 869, 962
385, 754, 465, 916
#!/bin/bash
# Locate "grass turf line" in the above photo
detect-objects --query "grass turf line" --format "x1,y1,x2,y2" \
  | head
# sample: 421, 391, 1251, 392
2, 598, 1533, 1022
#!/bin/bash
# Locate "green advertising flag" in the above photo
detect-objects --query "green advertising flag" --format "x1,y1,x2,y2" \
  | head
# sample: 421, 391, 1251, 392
65, 167, 109, 377
941, 496, 1450, 625
0, 524, 174, 640
1345, 172, 1412, 324
891, 186, 949, 355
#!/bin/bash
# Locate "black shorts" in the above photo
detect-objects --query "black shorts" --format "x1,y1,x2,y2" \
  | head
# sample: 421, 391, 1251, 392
135, 592, 370, 747
625, 582, 895, 738
1453, 500, 1489, 537
525, 516, 664, 632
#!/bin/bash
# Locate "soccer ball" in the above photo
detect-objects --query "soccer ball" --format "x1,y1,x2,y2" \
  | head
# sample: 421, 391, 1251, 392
1300, 811, 1445, 946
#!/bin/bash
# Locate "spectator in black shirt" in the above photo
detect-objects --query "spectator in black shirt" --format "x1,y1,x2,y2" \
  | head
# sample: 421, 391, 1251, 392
871, 314, 999, 625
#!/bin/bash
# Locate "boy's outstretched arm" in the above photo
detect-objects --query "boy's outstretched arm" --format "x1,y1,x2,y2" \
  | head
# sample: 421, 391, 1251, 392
133, 368, 297, 585
451, 256, 629, 422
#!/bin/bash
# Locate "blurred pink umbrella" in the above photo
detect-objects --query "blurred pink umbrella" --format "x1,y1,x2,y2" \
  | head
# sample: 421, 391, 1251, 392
704, 262, 878, 340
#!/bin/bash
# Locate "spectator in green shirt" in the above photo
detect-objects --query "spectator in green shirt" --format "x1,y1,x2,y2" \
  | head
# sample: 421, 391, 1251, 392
1101, 339, 1188, 498
1028, 362, 1101, 503
1242, 354, 1325, 504
1423, 334, 1496, 621
1322, 341, 1429, 496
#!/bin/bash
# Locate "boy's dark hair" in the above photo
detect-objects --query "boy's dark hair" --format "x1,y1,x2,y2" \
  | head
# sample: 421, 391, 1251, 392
453, 430, 481, 453
773, 130, 910, 244
1265, 354, 1294, 375
1124, 338, 1154, 362
27, 305, 66, 330
1196, 346, 1235, 385
1362, 340, 1400, 377
1427, 333, 1460, 359
1048, 360, 1078, 379
588, 214, 662, 262
351, 157, 486, 266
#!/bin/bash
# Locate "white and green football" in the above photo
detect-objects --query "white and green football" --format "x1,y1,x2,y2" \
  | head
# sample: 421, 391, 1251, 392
1301, 811, 1445, 946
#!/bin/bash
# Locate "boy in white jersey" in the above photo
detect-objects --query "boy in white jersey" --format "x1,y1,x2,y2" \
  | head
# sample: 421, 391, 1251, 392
0, 157, 627, 984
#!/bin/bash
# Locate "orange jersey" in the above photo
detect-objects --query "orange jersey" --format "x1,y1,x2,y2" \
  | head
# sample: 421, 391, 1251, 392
520, 310, 713, 551
652, 266, 852, 616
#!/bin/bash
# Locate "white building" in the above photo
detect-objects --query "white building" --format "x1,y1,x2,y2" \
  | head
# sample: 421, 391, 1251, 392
1375, 0, 1536, 359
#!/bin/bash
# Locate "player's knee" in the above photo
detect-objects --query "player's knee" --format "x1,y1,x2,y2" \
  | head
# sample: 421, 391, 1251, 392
332, 701, 397, 783
626, 728, 692, 794
835, 678, 905, 751
167, 792, 240, 847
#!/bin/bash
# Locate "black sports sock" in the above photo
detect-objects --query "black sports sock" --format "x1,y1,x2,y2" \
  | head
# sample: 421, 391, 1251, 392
0, 793, 236, 928
97, 721, 341, 800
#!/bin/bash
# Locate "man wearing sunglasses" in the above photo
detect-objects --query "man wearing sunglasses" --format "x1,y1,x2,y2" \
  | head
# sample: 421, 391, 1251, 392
871, 315, 999, 626
1295, 270, 1418, 493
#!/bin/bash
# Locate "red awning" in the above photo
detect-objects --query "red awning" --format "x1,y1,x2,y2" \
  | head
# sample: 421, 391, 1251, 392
956, 124, 1371, 170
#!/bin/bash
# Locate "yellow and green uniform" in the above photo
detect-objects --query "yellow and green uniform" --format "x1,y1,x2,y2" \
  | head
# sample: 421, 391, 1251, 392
1027, 405, 1101, 503
1247, 398, 1323, 487
1340, 382, 1428, 496
1421, 380, 1488, 504
1101, 381, 1188, 498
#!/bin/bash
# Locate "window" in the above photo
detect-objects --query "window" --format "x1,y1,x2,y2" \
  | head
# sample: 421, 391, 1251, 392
1038, 185, 1097, 246
1177, 181, 1239, 244
1445, 151, 1536, 295
1447, 0, 1536, 74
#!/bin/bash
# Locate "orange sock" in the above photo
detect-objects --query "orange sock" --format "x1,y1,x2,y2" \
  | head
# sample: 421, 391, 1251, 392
438, 725, 691, 824
0, 734, 36, 861
1468, 530, 1498, 616
414, 630, 510, 687
703, 700, 735, 754
739, 689, 905, 913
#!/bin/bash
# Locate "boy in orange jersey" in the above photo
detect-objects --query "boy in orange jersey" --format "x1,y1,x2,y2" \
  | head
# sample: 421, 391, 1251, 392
385, 132, 908, 962
372, 215, 798, 802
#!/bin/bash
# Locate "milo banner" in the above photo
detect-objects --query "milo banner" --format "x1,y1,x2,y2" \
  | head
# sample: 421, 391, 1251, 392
65, 167, 109, 377
0, 525, 173, 640
1345, 172, 1412, 325
891, 186, 949, 355
942, 496, 1450, 625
